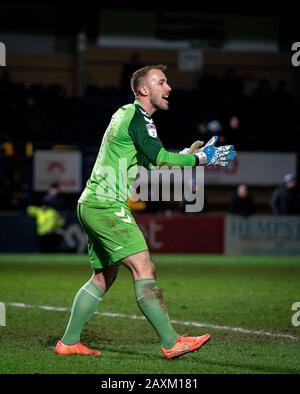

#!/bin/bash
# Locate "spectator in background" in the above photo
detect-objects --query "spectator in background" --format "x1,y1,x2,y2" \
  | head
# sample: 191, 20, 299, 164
197, 119, 226, 145
271, 173, 300, 215
225, 115, 242, 147
229, 184, 255, 217
43, 181, 65, 211
27, 200, 65, 252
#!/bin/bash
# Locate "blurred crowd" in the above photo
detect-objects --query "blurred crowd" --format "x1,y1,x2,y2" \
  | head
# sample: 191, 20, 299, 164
1, 67, 299, 151
229, 174, 300, 217
0, 66, 299, 214
163, 68, 300, 151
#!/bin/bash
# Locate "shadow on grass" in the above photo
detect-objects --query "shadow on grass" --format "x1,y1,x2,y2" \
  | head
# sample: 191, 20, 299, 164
44, 335, 298, 374
185, 356, 298, 374
106, 347, 298, 374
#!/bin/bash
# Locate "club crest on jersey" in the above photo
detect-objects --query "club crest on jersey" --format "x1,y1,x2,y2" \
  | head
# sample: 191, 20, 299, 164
146, 124, 157, 138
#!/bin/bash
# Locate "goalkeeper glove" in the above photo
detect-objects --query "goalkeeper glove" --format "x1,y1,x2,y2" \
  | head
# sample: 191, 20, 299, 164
194, 136, 237, 167
179, 140, 204, 154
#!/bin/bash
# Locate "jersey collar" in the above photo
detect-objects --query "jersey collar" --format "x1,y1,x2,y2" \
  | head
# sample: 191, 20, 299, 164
134, 100, 152, 119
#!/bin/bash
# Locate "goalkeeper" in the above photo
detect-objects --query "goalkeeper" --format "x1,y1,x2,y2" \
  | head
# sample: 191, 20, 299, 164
56, 65, 236, 359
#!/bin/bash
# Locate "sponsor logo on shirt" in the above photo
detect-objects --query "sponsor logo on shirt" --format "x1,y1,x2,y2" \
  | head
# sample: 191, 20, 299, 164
146, 124, 157, 138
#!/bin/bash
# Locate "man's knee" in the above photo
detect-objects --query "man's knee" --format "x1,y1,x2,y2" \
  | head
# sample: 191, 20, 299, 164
92, 269, 118, 292
143, 259, 156, 278
122, 252, 156, 280
135, 262, 156, 280
92, 273, 107, 292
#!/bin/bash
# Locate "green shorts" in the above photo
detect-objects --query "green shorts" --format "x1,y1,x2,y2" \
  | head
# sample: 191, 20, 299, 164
77, 203, 148, 270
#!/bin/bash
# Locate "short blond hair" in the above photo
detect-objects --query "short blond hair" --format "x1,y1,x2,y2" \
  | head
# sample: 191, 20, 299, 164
130, 64, 167, 95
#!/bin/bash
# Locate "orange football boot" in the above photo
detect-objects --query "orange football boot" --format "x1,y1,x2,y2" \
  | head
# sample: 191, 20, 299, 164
161, 333, 211, 360
55, 340, 101, 356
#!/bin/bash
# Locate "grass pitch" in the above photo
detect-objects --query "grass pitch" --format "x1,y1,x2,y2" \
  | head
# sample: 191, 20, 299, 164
0, 254, 299, 374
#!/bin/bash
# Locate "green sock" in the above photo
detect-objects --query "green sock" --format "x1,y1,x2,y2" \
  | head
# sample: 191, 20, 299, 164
134, 279, 179, 349
62, 279, 105, 345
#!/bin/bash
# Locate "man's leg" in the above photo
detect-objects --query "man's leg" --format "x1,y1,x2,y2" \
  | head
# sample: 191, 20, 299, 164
122, 251, 179, 349
122, 250, 211, 359
55, 265, 118, 355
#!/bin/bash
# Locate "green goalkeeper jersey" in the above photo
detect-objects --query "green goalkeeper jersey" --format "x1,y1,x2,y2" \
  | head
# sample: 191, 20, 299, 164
79, 100, 196, 207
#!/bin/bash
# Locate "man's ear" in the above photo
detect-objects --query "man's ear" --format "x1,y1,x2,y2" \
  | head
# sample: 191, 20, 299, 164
139, 85, 148, 96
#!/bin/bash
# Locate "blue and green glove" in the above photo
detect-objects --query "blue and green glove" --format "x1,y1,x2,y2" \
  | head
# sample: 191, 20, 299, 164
194, 136, 237, 167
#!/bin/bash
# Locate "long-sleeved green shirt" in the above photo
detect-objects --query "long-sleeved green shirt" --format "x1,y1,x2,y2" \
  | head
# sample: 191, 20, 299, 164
79, 100, 196, 207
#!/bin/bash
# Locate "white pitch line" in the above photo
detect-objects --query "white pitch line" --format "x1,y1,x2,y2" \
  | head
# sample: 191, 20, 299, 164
6, 302, 300, 341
